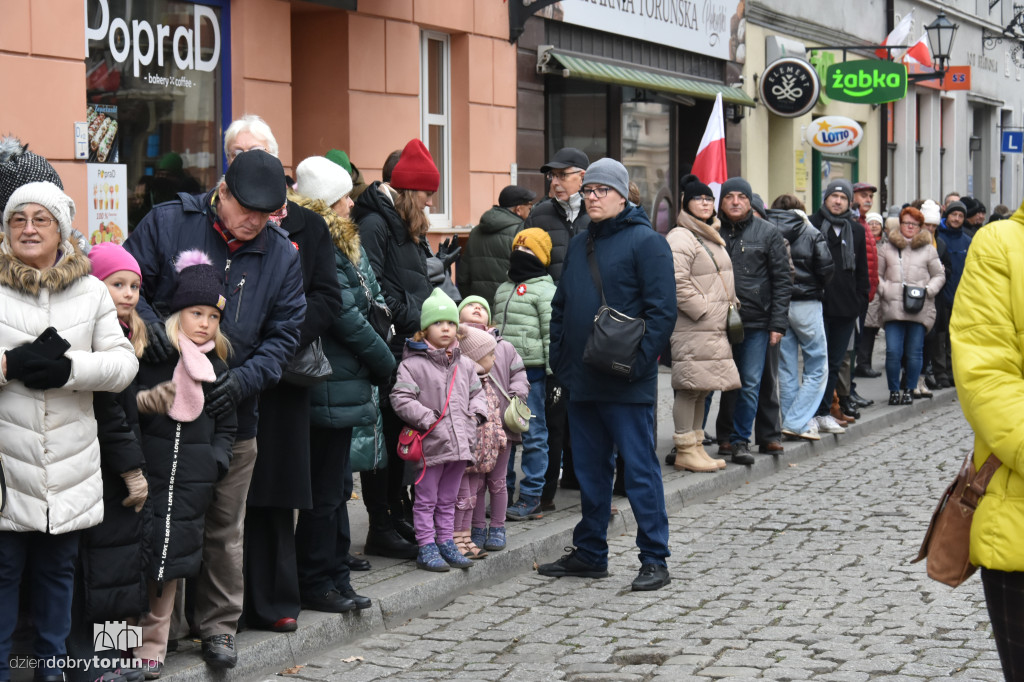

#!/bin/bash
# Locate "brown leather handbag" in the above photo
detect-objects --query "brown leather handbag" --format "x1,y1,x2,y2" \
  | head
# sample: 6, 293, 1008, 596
913, 449, 1002, 587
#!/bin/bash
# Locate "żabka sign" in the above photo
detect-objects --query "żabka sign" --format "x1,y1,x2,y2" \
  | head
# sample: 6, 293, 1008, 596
85, 0, 221, 78
805, 116, 864, 152
824, 60, 907, 104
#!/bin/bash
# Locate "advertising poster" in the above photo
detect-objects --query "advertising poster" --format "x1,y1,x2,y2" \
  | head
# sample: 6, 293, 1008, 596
86, 163, 128, 245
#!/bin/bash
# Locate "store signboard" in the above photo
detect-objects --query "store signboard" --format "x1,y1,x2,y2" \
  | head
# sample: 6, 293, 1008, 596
825, 60, 907, 104
543, 0, 744, 62
759, 57, 820, 117
86, 163, 129, 246
908, 64, 972, 91
805, 116, 864, 153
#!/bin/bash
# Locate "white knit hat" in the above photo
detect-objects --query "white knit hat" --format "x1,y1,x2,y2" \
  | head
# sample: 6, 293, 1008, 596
865, 212, 883, 225
295, 155, 353, 207
920, 199, 942, 226
3, 181, 76, 242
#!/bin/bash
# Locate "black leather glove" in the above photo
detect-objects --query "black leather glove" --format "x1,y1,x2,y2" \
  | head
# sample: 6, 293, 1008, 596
142, 321, 174, 363
546, 376, 565, 408
435, 237, 462, 270
205, 370, 244, 421
4, 344, 40, 381
21, 355, 72, 390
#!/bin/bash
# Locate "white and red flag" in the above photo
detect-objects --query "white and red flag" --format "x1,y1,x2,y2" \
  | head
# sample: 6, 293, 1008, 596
902, 32, 933, 66
876, 10, 914, 59
690, 93, 728, 207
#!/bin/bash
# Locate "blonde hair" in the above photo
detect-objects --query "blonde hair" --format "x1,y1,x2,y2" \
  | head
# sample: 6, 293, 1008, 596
165, 310, 233, 362
126, 309, 148, 358
394, 189, 430, 243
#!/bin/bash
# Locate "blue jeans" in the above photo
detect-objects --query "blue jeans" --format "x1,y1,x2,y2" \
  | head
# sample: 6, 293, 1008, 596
568, 401, 669, 568
817, 316, 858, 415
884, 320, 926, 392
730, 328, 770, 444
779, 300, 828, 432
507, 367, 548, 499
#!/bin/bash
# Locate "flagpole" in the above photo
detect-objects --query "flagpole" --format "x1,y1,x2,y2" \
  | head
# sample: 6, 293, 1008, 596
880, 0, 894, 212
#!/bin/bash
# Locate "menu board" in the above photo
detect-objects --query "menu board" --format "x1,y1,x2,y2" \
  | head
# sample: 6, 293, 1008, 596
86, 163, 128, 245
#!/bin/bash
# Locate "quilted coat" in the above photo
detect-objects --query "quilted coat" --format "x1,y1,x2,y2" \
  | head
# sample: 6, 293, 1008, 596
492, 274, 556, 373
950, 201, 1024, 571
877, 226, 945, 331
0, 243, 138, 534
457, 206, 524, 305
665, 212, 740, 393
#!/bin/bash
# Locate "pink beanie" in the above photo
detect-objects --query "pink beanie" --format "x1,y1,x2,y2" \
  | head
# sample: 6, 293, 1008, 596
88, 242, 142, 281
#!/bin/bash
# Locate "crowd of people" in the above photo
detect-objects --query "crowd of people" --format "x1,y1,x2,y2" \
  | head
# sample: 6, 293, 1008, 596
0, 115, 1018, 682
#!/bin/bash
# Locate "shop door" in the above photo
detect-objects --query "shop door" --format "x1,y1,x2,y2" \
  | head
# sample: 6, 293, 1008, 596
812, 149, 859, 212
621, 100, 674, 234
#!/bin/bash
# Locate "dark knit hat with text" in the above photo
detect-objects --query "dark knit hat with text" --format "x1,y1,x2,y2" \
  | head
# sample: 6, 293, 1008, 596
171, 250, 226, 313
391, 139, 440, 193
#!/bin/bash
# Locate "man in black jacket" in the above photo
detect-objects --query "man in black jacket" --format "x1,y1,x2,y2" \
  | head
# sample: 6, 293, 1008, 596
809, 179, 870, 434
717, 178, 793, 464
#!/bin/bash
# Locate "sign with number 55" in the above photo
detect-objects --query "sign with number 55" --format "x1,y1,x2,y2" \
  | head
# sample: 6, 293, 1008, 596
909, 64, 971, 91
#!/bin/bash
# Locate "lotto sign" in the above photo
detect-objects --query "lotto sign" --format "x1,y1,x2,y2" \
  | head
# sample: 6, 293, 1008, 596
825, 60, 907, 104
759, 57, 821, 118
805, 116, 864, 152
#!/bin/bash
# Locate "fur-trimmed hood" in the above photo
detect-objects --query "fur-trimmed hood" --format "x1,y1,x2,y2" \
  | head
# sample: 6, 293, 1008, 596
289, 194, 362, 264
676, 209, 724, 246
0, 240, 92, 297
887, 225, 933, 250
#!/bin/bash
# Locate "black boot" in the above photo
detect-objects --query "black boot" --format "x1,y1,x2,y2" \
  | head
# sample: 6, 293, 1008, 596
838, 396, 861, 420
363, 514, 418, 560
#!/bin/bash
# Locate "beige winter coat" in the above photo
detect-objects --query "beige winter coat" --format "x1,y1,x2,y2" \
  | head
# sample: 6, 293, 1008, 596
877, 226, 946, 332
666, 211, 741, 392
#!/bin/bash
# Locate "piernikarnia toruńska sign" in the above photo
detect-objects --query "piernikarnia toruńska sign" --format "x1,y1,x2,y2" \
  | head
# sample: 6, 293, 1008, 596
825, 60, 907, 104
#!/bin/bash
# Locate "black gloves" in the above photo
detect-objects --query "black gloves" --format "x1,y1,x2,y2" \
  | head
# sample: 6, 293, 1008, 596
205, 370, 244, 421
143, 321, 174, 363
21, 355, 72, 390
4, 344, 39, 381
546, 376, 565, 408
435, 237, 461, 270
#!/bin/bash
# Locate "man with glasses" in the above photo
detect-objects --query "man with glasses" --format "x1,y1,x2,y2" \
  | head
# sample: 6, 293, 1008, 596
541, 158, 676, 591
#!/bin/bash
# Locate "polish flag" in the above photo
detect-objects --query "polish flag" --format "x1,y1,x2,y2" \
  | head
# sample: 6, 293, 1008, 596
903, 33, 933, 66
690, 93, 728, 207
876, 10, 914, 59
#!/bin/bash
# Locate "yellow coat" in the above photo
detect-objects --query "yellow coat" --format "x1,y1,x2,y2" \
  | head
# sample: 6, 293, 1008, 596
950, 201, 1024, 571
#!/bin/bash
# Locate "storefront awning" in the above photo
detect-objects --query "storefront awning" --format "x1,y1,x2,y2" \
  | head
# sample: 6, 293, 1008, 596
538, 47, 756, 108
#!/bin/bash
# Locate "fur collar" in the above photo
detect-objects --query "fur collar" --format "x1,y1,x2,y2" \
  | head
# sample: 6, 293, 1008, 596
0, 240, 92, 297
289, 194, 362, 264
887, 226, 933, 250
676, 209, 725, 246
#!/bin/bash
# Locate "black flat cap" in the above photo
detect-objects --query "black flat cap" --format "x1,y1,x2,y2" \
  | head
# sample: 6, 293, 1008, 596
498, 185, 537, 208
540, 147, 590, 173
225, 149, 286, 213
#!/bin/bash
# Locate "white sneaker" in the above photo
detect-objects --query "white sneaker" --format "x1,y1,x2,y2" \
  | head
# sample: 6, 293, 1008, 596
815, 415, 847, 434
799, 420, 821, 440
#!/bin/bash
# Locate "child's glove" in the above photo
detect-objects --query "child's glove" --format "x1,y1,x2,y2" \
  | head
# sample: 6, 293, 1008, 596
136, 381, 177, 414
120, 468, 148, 512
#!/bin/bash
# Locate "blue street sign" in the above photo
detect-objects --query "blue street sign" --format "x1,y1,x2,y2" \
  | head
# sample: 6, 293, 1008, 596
1002, 131, 1023, 153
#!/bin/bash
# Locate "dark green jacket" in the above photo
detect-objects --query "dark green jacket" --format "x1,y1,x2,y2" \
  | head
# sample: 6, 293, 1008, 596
457, 206, 524, 306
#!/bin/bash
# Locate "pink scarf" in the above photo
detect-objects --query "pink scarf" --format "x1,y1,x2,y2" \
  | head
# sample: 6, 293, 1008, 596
168, 334, 217, 422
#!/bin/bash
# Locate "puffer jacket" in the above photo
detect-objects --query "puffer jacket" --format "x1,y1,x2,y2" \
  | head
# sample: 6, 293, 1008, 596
937, 221, 972, 307
457, 206, 524, 305
492, 274, 556, 373
0, 244, 138, 534
390, 340, 487, 466
950, 202, 1024, 571
665, 212, 740, 393
877, 226, 945, 331
865, 231, 885, 328
718, 210, 793, 333
767, 209, 834, 301
525, 197, 591, 282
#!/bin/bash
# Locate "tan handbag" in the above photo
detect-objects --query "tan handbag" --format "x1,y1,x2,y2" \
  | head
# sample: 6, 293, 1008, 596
487, 372, 531, 434
912, 449, 1002, 587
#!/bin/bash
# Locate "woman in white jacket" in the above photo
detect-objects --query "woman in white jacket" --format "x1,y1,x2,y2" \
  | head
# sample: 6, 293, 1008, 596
0, 182, 138, 682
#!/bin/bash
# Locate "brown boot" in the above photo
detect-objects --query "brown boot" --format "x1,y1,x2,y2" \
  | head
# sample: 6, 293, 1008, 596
673, 431, 718, 472
695, 429, 726, 469
830, 392, 851, 425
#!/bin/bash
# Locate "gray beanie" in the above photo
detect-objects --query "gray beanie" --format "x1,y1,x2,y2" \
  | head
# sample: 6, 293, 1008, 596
3, 181, 75, 243
824, 179, 853, 203
582, 158, 629, 200
720, 177, 752, 201
944, 200, 967, 219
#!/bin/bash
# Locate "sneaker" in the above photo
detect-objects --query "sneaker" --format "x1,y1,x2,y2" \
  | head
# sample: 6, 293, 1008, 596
537, 547, 608, 578
416, 543, 450, 572
730, 441, 755, 465
437, 539, 473, 569
201, 634, 237, 669
631, 563, 671, 591
483, 526, 506, 551
799, 420, 820, 441
506, 495, 543, 521
815, 415, 847, 434
470, 527, 488, 549
140, 660, 162, 681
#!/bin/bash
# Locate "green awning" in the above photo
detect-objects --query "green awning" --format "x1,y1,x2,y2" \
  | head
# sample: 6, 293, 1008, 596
539, 48, 755, 107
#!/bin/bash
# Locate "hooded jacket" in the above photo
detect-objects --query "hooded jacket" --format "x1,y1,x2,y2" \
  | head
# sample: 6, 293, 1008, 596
949, 203, 1024, 571
0, 243, 138, 534
525, 197, 591, 282
937, 220, 972, 307
810, 206, 870, 319
550, 203, 676, 404
457, 206, 524, 305
877, 225, 945, 331
718, 209, 793, 333
766, 209, 834, 301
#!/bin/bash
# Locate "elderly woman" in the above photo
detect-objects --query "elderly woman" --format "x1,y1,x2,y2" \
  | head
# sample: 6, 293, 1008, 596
876, 206, 945, 406
0, 182, 138, 682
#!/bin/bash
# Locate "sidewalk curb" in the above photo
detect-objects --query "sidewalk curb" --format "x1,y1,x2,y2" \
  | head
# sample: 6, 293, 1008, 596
160, 391, 960, 682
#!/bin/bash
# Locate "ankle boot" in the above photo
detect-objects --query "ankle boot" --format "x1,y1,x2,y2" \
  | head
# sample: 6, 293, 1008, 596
694, 430, 726, 469
830, 393, 851, 425
673, 431, 718, 472
363, 514, 418, 560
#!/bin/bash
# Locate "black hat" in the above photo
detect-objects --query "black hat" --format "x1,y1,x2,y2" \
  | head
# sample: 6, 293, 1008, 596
0, 136, 63, 212
720, 177, 753, 201
170, 250, 226, 313
540, 147, 590, 173
751, 193, 767, 219
224, 149, 286, 213
681, 174, 714, 214
943, 200, 967, 218
962, 196, 986, 219
498, 185, 537, 208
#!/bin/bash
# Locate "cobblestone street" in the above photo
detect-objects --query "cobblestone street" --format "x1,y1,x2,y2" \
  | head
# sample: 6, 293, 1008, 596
258, 403, 1002, 681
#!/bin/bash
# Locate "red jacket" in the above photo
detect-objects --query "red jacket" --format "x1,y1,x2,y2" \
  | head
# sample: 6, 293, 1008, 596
858, 214, 879, 301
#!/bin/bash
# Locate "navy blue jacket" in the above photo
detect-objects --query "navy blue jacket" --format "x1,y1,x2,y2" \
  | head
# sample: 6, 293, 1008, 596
937, 220, 972, 307
124, 189, 306, 439
550, 203, 676, 404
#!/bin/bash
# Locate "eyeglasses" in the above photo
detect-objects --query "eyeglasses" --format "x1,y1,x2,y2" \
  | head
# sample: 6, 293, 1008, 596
9, 215, 56, 230
690, 196, 715, 204
228, 145, 266, 159
900, 221, 922, 228
581, 186, 611, 199
546, 170, 582, 182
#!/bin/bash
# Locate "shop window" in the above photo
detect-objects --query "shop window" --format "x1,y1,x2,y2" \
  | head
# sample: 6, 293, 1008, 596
85, 0, 229, 242
811, 149, 859, 212
621, 99, 672, 234
421, 31, 450, 228
546, 79, 608, 166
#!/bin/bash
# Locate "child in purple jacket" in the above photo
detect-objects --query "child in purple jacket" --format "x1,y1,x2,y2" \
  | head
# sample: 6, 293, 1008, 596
390, 289, 487, 572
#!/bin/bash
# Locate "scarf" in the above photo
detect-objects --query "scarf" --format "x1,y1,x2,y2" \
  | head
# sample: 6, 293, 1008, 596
556, 192, 583, 223
168, 333, 217, 422
819, 210, 856, 271
507, 250, 548, 284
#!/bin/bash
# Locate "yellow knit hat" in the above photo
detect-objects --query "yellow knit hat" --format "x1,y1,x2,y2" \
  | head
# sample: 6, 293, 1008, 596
512, 228, 552, 267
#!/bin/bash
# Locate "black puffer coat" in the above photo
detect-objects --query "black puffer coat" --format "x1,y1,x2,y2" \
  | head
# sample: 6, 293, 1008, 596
767, 209, 834, 301
810, 207, 870, 318
719, 210, 793, 333
138, 352, 237, 584
525, 197, 591, 282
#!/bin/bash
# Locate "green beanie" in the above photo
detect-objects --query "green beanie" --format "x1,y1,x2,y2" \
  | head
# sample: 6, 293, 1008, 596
457, 295, 491, 321
325, 149, 353, 174
420, 288, 459, 330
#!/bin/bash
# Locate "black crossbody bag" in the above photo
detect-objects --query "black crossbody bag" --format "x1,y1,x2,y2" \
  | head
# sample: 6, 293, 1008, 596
581, 235, 646, 379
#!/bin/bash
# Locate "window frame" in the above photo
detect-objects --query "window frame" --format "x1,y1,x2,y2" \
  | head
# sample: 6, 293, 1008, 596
420, 30, 451, 229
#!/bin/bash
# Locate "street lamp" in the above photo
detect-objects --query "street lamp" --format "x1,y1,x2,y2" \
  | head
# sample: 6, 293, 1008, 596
925, 11, 958, 74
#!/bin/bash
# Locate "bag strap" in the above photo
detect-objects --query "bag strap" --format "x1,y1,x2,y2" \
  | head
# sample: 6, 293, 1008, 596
586, 235, 608, 307
964, 450, 1003, 509
898, 248, 907, 286
487, 371, 512, 402
423, 365, 458, 437
694, 235, 735, 304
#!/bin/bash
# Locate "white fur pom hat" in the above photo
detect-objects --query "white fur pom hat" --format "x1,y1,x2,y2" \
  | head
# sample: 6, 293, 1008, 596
3, 181, 76, 243
295, 155, 353, 207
